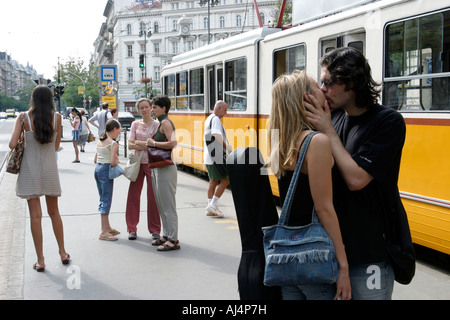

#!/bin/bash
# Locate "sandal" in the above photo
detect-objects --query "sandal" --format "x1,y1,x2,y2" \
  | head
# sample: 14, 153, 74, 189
99, 233, 118, 241
157, 240, 180, 251
62, 253, 71, 265
109, 229, 120, 236
33, 263, 45, 272
151, 236, 168, 246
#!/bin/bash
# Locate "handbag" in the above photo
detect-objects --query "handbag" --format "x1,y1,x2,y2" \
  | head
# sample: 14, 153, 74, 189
109, 164, 123, 179
147, 147, 174, 168
123, 121, 157, 182
123, 152, 143, 182
205, 115, 228, 176
88, 132, 95, 143
262, 132, 339, 287
6, 114, 25, 174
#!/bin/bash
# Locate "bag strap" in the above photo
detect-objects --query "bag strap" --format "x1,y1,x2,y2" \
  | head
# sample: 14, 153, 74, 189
278, 131, 319, 226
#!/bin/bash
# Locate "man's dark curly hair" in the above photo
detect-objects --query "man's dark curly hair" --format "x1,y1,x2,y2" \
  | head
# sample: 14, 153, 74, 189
319, 47, 381, 109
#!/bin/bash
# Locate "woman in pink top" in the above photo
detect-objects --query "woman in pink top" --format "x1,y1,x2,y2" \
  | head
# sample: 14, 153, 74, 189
69, 108, 82, 163
126, 98, 161, 241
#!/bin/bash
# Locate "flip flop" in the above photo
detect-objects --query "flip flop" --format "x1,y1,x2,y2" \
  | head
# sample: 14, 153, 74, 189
62, 254, 71, 265
33, 263, 45, 272
99, 233, 118, 241
109, 229, 120, 236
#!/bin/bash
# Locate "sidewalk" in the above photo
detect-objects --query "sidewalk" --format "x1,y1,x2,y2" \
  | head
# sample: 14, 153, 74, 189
0, 120, 241, 300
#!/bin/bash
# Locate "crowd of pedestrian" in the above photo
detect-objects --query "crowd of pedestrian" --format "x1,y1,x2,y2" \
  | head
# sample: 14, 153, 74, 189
8, 47, 412, 300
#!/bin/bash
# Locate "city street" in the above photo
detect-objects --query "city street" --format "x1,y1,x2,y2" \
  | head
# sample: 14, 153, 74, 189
1, 117, 450, 303
1, 118, 241, 300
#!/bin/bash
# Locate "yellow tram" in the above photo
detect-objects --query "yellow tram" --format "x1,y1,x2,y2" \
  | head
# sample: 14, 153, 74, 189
161, 0, 450, 255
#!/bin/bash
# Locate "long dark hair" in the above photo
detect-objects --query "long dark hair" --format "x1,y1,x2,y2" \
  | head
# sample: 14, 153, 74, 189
71, 107, 82, 122
29, 85, 55, 144
319, 47, 381, 108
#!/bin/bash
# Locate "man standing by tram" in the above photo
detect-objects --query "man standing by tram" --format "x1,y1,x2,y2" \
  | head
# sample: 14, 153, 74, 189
204, 100, 232, 218
305, 47, 414, 299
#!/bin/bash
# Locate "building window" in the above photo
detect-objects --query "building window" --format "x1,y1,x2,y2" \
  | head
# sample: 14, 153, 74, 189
127, 24, 132, 35
128, 68, 134, 82
140, 43, 146, 53
236, 15, 242, 27
154, 43, 160, 55
154, 22, 159, 33
236, 14, 242, 27
173, 20, 178, 31
140, 22, 146, 34
127, 45, 133, 58
172, 42, 179, 54
220, 16, 225, 28
204, 17, 209, 29
187, 41, 194, 51
260, 12, 265, 25
154, 66, 160, 81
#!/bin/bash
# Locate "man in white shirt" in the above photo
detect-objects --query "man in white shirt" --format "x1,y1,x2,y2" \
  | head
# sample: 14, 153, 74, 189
89, 102, 112, 135
204, 100, 232, 218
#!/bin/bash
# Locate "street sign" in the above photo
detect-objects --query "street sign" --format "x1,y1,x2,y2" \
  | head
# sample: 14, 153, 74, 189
100, 65, 117, 82
102, 96, 117, 109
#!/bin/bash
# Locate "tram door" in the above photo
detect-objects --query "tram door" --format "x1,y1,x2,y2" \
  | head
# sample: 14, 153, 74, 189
207, 64, 224, 111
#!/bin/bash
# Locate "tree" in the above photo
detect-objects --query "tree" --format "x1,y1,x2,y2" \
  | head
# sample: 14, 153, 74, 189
272, 0, 293, 27
55, 57, 100, 115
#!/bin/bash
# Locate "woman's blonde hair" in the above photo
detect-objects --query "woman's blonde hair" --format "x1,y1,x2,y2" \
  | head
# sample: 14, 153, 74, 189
267, 70, 313, 178
135, 98, 152, 112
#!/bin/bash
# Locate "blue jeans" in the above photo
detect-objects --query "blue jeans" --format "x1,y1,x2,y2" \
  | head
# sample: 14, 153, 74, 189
281, 283, 336, 300
349, 262, 394, 300
95, 163, 114, 214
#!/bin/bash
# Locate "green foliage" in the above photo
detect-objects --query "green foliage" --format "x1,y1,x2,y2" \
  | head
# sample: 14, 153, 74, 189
55, 57, 100, 115
274, 0, 293, 26
0, 81, 35, 111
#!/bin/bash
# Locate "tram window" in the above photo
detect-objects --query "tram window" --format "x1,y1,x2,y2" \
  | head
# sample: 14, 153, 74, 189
274, 44, 306, 80
384, 10, 450, 111
190, 68, 205, 111
162, 74, 176, 110
175, 71, 188, 110
225, 58, 247, 111
348, 41, 363, 53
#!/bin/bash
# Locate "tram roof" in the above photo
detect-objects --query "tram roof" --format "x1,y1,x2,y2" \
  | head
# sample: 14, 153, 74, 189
168, 27, 281, 66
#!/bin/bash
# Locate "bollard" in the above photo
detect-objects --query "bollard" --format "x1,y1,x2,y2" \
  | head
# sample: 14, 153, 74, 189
123, 129, 128, 158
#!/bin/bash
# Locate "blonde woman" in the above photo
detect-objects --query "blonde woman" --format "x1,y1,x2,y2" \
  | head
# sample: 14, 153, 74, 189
125, 98, 161, 241
267, 71, 351, 300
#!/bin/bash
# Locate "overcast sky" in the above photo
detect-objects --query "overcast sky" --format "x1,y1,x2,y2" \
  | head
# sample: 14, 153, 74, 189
0, 0, 107, 79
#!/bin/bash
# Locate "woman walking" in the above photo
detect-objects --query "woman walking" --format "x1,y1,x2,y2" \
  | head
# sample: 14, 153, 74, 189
9, 85, 70, 272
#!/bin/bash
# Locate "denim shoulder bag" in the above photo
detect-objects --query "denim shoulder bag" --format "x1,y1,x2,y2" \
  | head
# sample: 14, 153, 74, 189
262, 132, 339, 286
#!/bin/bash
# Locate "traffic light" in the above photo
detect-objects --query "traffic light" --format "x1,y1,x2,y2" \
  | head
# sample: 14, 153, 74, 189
59, 85, 65, 97
139, 54, 145, 69
54, 86, 60, 100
